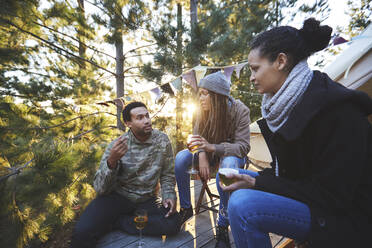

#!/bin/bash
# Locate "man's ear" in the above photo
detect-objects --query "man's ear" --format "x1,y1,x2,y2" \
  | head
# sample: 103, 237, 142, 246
276, 53, 288, 71
124, 121, 132, 128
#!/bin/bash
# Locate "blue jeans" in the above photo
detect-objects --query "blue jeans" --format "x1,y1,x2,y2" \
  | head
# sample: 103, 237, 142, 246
226, 169, 311, 248
70, 192, 180, 248
175, 149, 245, 227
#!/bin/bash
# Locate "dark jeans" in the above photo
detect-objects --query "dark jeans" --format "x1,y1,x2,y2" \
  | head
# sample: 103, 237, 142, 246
70, 192, 181, 248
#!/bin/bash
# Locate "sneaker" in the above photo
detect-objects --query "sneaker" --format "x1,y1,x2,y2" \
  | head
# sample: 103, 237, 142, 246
215, 225, 231, 248
179, 207, 193, 225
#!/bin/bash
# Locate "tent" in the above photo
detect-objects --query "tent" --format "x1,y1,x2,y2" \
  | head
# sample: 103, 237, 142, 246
248, 121, 272, 169
323, 23, 372, 123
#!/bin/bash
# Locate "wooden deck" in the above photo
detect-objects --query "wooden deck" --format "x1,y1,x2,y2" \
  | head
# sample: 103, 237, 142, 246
97, 179, 284, 248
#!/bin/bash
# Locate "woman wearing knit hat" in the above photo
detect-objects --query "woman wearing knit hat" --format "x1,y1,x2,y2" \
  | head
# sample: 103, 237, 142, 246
175, 71, 251, 248
219, 18, 372, 247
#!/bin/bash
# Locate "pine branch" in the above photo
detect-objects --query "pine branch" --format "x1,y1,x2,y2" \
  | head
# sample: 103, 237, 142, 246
0, 165, 12, 171
124, 74, 143, 78
32, 20, 116, 60
2, 19, 116, 76
1, 10, 116, 60
125, 53, 156, 58
123, 66, 141, 73
123, 43, 156, 56
0, 159, 34, 182
4, 111, 116, 131
0, 124, 118, 181
0, 91, 29, 98
85, 0, 113, 19
4, 67, 53, 78
151, 96, 170, 119
68, 125, 117, 140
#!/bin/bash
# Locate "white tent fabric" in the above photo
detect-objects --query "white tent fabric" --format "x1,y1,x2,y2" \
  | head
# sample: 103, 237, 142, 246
248, 121, 272, 168
323, 24, 372, 95
323, 23, 372, 124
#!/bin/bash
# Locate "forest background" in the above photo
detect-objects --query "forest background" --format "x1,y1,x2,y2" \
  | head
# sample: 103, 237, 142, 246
1, 0, 371, 247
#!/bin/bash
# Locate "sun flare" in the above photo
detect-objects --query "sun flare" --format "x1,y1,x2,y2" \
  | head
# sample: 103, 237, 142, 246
184, 102, 196, 120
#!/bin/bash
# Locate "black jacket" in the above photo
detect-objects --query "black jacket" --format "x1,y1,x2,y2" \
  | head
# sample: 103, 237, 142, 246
254, 71, 372, 247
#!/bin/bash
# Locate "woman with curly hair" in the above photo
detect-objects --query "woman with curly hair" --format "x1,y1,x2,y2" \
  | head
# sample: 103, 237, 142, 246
220, 18, 372, 247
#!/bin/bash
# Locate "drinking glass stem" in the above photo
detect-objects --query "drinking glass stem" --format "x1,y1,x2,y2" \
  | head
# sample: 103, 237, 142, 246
191, 153, 195, 170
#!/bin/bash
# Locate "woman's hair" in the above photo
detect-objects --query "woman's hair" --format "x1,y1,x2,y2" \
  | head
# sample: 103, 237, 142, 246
250, 18, 332, 70
197, 91, 229, 145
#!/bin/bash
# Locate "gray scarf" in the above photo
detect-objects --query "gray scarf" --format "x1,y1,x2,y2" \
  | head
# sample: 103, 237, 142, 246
261, 60, 313, 133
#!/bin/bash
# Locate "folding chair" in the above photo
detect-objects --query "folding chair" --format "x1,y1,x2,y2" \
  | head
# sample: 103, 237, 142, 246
193, 165, 220, 214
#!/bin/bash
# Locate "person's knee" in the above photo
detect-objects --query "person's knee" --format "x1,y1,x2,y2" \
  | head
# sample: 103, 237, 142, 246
162, 213, 181, 236
228, 190, 245, 217
71, 222, 95, 247
220, 156, 240, 168
175, 150, 190, 173
228, 189, 260, 216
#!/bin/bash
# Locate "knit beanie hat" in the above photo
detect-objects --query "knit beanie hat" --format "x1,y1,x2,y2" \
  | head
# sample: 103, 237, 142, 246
198, 71, 230, 97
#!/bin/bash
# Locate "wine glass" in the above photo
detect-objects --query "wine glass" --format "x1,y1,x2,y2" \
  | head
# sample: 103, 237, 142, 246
134, 209, 148, 248
186, 134, 199, 175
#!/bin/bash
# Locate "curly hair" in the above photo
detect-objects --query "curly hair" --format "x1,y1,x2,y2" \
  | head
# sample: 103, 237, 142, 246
250, 18, 332, 70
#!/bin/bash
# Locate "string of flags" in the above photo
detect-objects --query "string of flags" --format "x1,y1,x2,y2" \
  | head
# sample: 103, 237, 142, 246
94, 33, 371, 111
96, 61, 250, 110
137, 61, 249, 101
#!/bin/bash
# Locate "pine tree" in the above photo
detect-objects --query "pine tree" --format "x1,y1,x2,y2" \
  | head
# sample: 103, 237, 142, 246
346, 0, 371, 37
0, 0, 118, 247
91, 0, 151, 130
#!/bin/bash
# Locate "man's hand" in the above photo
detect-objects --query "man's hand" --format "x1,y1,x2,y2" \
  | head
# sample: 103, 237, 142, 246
163, 198, 176, 218
107, 136, 128, 169
219, 173, 256, 192
187, 135, 216, 153
198, 152, 210, 181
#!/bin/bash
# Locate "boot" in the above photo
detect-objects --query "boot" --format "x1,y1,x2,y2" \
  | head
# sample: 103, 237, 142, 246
215, 225, 231, 248
179, 207, 193, 226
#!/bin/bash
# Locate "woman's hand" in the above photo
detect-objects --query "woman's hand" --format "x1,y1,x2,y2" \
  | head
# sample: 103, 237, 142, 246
219, 173, 256, 192
187, 135, 216, 153
198, 152, 210, 181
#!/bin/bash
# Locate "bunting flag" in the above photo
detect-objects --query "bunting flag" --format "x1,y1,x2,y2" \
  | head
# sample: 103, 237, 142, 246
333, 36, 348, 45
160, 83, 174, 96
234, 62, 248, 79
97, 61, 251, 105
223, 66, 235, 81
182, 70, 197, 91
150, 87, 162, 102
194, 65, 207, 84
170, 77, 182, 92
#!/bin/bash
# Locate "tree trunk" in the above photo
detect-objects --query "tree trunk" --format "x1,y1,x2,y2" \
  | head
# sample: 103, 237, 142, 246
190, 0, 198, 130
176, 3, 184, 152
190, 0, 199, 67
115, 34, 125, 131
190, 0, 198, 30
77, 0, 86, 69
